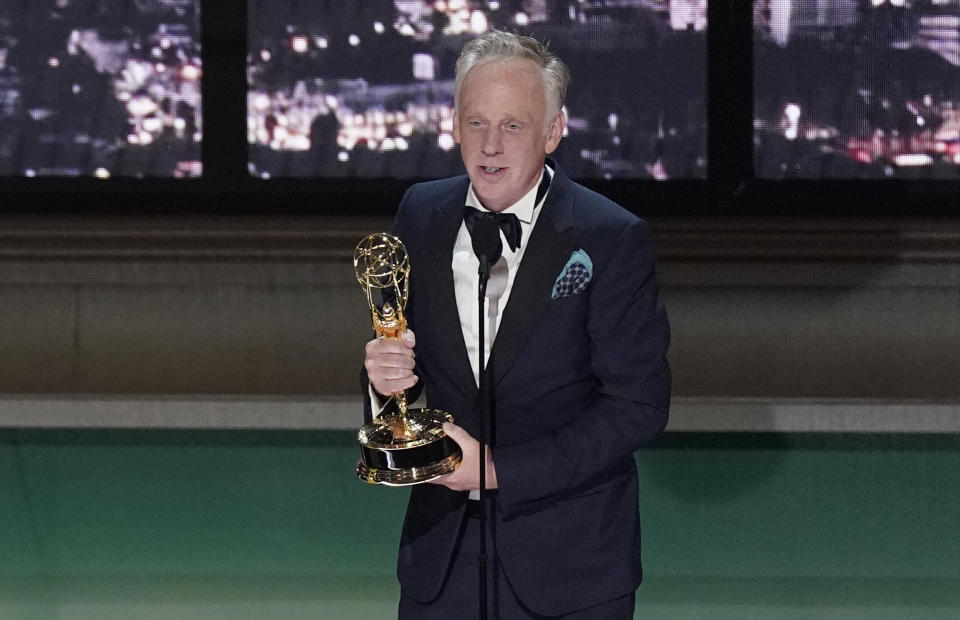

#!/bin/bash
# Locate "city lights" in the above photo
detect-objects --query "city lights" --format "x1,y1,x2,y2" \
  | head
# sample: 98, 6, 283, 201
247, 0, 708, 180
0, 1, 202, 177
755, 0, 960, 178
290, 35, 309, 53
179, 64, 201, 81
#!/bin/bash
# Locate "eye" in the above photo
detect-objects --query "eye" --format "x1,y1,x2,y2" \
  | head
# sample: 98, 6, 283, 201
506, 122, 522, 131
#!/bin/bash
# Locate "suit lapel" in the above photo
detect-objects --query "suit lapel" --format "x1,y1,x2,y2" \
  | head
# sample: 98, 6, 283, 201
489, 169, 577, 388
416, 181, 478, 397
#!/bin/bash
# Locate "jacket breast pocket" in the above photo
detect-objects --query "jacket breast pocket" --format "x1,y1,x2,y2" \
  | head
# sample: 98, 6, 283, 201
543, 287, 589, 321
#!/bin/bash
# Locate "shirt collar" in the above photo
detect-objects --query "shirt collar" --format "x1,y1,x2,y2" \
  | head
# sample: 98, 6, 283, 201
465, 164, 551, 225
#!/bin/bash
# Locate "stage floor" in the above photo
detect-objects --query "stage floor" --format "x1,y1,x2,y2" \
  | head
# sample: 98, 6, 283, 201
2, 430, 958, 619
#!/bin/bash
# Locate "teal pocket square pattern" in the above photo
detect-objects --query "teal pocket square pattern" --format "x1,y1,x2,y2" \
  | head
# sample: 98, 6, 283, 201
551, 249, 593, 299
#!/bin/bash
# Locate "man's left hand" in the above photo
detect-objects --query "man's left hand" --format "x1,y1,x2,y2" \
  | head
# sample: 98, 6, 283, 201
429, 422, 498, 491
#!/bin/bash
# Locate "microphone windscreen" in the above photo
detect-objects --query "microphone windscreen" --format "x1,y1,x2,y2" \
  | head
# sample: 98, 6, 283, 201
471, 215, 503, 264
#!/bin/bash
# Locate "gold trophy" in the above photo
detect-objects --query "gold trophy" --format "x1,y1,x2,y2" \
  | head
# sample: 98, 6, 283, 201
353, 232, 462, 485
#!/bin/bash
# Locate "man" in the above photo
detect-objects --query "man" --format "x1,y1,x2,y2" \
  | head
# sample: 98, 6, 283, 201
364, 30, 670, 619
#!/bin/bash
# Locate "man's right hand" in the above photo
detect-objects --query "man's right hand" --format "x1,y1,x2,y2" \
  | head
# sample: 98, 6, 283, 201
364, 329, 418, 397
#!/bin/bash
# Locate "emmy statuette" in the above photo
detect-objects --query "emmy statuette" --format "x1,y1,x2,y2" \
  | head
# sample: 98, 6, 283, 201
353, 233, 462, 485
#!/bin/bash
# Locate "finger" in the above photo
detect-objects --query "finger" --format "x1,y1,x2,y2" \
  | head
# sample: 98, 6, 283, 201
370, 371, 417, 391
442, 422, 467, 443
401, 329, 416, 348
367, 338, 415, 358
365, 339, 415, 371
366, 356, 416, 380
370, 372, 417, 393
375, 374, 418, 395
365, 353, 416, 372
428, 463, 467, 490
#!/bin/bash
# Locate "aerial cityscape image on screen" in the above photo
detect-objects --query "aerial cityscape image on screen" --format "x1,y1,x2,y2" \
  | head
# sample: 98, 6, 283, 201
0, 0, 201, 178
247, 0, 707, 180
754, 0, 960, 179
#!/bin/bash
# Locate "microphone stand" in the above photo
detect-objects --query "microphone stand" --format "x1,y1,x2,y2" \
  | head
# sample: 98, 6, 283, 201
476, 252, 491, 620
468, 214, 502, 620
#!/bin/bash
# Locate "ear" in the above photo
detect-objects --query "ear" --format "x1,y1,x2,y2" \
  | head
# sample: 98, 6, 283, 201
452, 109, 461, 144
544, 109, 565, 155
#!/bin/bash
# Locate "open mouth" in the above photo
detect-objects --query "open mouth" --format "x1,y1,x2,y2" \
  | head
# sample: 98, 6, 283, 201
481, 166, 504, 174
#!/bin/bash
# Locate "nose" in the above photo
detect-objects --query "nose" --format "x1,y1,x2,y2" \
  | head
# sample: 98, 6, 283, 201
481, 126, 502, 156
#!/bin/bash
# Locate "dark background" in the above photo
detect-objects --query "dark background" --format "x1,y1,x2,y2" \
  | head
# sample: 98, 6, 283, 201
0, 1, 958, 216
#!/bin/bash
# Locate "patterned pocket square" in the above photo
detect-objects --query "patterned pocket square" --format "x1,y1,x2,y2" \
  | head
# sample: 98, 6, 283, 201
551, 249, 593, 299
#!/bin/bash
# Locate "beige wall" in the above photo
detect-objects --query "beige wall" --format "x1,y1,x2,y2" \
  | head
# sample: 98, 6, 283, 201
2, 215, 959, 430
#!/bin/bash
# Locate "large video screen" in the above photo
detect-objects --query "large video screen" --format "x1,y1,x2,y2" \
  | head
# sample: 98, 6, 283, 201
0, 0, 202, 178
754, 0, 960, 179
248, 0, 707, 180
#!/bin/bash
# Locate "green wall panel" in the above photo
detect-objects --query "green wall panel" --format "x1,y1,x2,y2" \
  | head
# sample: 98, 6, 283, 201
1, 430, 958, 619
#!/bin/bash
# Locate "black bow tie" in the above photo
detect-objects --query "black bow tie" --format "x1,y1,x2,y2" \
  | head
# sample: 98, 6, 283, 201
463, 166, 552, 252
464, 208, 522, 252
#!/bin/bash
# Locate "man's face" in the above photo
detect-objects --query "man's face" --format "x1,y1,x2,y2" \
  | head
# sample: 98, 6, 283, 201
454, 58, 564, 212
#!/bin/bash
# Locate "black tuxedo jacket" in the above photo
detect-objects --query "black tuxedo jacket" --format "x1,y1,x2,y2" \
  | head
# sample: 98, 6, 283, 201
372, 164, 670, 616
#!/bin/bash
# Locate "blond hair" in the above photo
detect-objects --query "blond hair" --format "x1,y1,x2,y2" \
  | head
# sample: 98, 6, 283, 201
454, 29, 570, 118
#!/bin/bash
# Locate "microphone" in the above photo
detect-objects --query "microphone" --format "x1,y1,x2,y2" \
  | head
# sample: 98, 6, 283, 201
469, 214, 503, 282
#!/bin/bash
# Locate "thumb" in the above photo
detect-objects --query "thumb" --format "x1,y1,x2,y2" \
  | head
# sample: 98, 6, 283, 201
402, 329, 416, 348
442, 422, 466, 442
